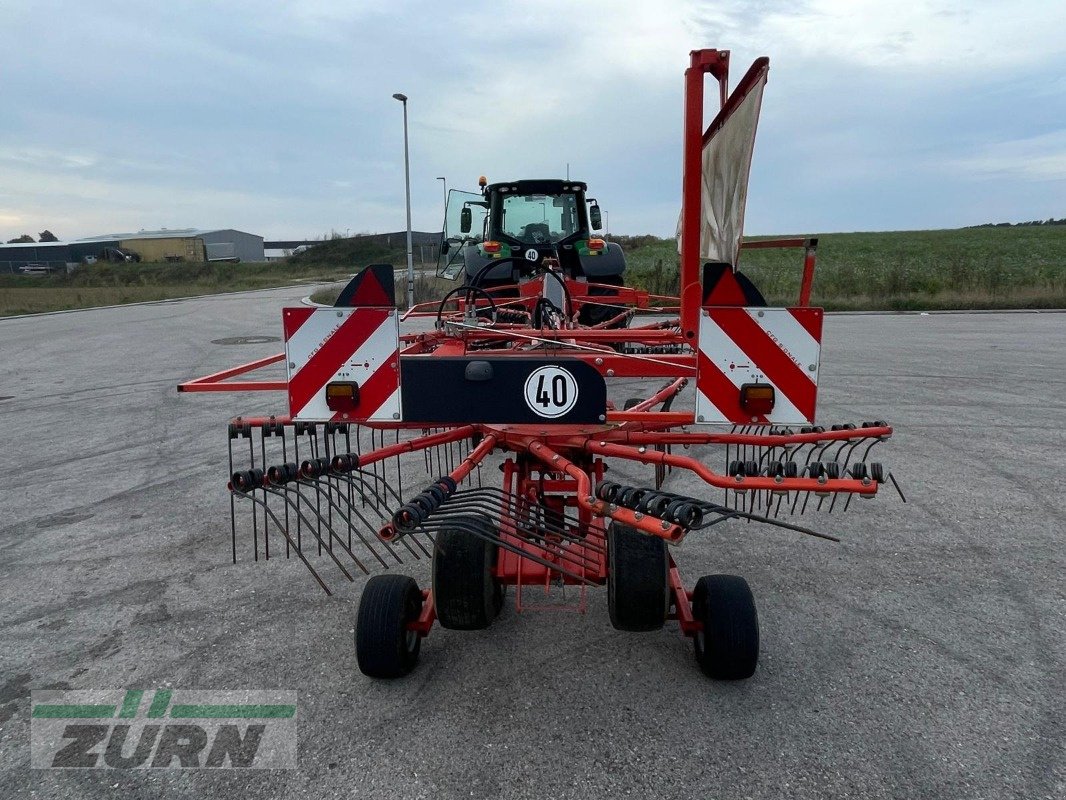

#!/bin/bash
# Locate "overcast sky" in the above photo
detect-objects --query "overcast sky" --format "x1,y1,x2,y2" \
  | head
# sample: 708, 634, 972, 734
1, 1, 1064, 241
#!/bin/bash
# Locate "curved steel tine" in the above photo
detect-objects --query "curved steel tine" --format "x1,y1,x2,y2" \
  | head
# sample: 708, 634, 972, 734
443, 491, 608, 555
321, 473, 408, 564
838, 437, 865, 471
301, 477, 394, 569
715, 507, 840, 542
346, 469, 404, 509
487, 488, 612, 547
858, 436, 881, 463
232, 491, 332, 594
420, 497, 602, 572
428, 509, 601, 573
772, 493, 785, 518
261, 486, 364, 577
332, 471, 427, 558
888, 472, 907, 502
417, 517, 596, 585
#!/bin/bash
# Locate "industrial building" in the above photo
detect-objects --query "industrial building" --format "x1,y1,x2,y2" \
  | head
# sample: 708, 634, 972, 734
0, 228, 264, 273
76, 229, 264, 264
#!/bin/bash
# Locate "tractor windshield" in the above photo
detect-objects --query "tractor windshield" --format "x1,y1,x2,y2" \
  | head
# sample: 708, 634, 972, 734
499, 193, 579, 245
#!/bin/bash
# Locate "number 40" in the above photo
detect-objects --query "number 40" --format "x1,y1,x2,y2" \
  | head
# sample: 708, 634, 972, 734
536, 374, 569, 407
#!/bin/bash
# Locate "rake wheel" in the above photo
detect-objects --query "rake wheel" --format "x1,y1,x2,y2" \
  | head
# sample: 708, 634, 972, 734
355, 575, 423, 679
607, 522, 669, 632
692, 574, 759, 680
433, 526, 503, 630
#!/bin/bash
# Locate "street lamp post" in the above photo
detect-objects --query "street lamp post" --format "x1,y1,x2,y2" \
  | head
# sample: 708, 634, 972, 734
436, 176, 447, 209
392, 92, 414, 309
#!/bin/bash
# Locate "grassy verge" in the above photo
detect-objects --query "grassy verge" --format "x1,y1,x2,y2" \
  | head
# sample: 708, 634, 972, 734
619, 226, 1066, 310
4, 225, 1063, 316
0, 261, 361, 316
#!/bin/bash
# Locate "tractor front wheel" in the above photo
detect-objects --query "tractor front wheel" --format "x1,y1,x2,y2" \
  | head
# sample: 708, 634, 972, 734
433, 526, 502, 630
607, 522, 669, 631
691, 574, 759, 679
355, 575, 423, 679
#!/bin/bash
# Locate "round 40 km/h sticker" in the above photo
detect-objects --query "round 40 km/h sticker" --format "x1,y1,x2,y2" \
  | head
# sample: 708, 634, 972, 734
523, 366, 579, 419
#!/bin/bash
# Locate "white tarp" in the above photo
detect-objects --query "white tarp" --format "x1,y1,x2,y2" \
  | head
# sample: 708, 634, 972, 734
677, 68, 768, 266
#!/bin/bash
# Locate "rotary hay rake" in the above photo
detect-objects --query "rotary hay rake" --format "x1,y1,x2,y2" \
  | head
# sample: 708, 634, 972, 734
179, 48, 904, 680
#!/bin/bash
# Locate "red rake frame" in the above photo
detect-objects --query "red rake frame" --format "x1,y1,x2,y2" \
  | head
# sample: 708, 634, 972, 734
179, 49, 897, 678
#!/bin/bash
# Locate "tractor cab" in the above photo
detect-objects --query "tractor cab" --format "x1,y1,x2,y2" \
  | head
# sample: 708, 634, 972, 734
437, 178, 623, 291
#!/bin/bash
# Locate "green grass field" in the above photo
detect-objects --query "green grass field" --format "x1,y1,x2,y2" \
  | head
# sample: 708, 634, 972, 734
617, 225, 1066, 310
3, 225, 1063, 316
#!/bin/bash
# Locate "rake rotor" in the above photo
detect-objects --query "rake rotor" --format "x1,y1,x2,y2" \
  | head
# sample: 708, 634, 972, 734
180, 46, 908, 681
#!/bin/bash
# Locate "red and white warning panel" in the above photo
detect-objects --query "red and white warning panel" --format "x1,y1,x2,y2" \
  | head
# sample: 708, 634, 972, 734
695, 307, 823, 425
282, 307, 401, 422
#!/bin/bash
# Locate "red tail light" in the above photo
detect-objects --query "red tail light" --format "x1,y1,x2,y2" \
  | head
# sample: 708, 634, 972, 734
739, 383, 775, 415
325, 382, 360, 413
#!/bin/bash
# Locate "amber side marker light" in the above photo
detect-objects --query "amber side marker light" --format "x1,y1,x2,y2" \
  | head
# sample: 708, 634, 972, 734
326, 381, 360, 413
739, 383, 775, 415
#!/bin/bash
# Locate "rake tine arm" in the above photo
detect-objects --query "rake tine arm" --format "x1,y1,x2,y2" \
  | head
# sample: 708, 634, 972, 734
347, 468, 407, 509
375, 435, 500, 544
231, 492, 332, 594
326, 473, 408, 563
301, 478, 393, 569
621, 377, 689, 413
444, 490, 608, 555
431, 505, 601, 573
259, 486, 364, 578
889, 473, 908, 502
356, 425, 478, 468
719, 508, 841, 542
442, 494, 601, 552
581, 440, 878, 496
525, 440, 688, 542
643, 492, 839, 542
420, 517, 597, 586
596, 425, 893, 448
449, 517, 599, 574
445, 432, 500, 483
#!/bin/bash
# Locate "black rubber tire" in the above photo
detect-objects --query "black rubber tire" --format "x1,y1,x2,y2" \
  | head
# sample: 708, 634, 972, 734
433, 527, 501, 630
623, 398, 643, 411
355, 575, 423, 679
692, 574, 759, 680
607, 522, 669, 632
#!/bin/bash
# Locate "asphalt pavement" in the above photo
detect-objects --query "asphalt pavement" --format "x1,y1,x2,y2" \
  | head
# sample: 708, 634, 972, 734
0, 288, 1062, 799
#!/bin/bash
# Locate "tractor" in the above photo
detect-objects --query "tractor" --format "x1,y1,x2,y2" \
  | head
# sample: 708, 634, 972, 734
438, 178, 628, 326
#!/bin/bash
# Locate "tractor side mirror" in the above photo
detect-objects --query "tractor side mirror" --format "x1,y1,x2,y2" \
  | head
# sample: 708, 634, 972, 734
589, 204, 602, 231
460, 207, 472, 234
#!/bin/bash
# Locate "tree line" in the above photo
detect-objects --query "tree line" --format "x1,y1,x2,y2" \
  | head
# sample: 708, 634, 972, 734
6, 230, 59, 243
970, 218, 1066, 228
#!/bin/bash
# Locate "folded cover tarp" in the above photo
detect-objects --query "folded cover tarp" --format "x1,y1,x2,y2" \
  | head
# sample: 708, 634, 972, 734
677, 62, 769, 267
